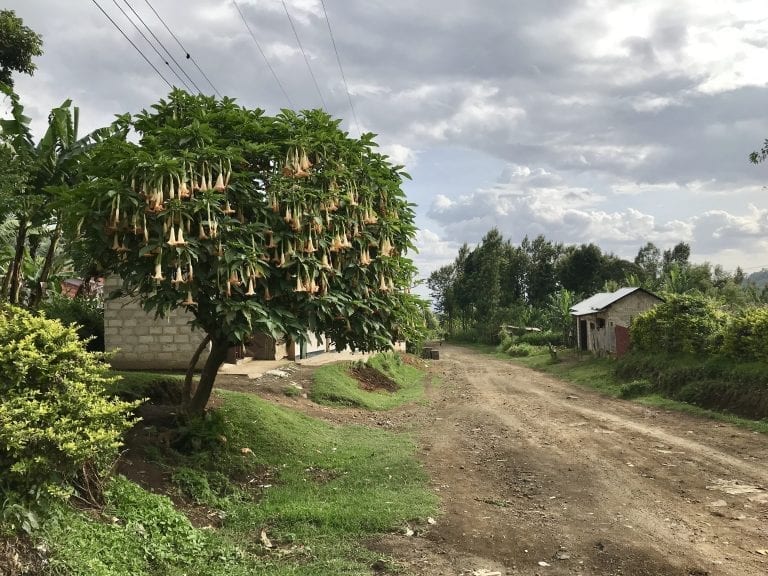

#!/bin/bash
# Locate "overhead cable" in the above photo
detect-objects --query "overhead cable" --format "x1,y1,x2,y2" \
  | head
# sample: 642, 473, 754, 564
142, 0, 223, 97
232, 0, 294, 108
90, 0, 173, 90
280, 0, 327, 110
319, 0, 360, 135
122, 0, 204, 94
109, 0, 193, 91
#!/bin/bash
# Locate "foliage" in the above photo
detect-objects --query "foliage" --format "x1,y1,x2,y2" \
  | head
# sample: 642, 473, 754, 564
73, 90, 423, 415
0, 10, 43, 87
0, 84, 116, 307
0, 305, 137, 501
108, 371, 184, 404
40, 292, 104, 351
42, 477, 241, 576
517, 330, 564, 347
616, 352, 768, 420
39, 389, 437, 575
631, 293, 725, 355
545, 289, 574, 346
722, 306, 768, 362
311, 352, 427, 410
496, 330, 513, 353
505, 343, 539, 357
495, 345, 768, 432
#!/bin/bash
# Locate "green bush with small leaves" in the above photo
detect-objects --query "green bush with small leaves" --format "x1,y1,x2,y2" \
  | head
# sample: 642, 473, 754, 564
516, 330, 564, 347
40, 292, 104, 351
0, 304, 138, 501
722, 306, 768, 362
506, 343, 537, 357
631, 294, 725, 355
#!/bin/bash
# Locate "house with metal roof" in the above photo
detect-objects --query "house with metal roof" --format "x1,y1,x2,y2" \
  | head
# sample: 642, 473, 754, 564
570, 287, 663, 357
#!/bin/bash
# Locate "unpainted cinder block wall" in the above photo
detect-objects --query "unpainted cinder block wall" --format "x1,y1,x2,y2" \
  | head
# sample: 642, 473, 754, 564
104, 277, 209, 370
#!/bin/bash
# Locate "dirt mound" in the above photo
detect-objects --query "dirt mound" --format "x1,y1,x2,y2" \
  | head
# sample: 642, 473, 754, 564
350, 364, 398, 392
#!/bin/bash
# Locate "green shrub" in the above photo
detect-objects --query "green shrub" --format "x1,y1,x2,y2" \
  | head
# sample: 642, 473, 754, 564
722, 306, 768, 362
108, 371, 184, 404
517, 330, 564, 347
40, 293, 104, 352
506, 343, 536, 357
497, 333, 514, 353
616, 352, 768, 419
618, 379, 654, 399
0, 305, 138, 501
631, 294, 725, 355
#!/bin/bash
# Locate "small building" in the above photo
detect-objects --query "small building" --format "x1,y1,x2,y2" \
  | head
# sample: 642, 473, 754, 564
570, 287, 663, 357
103, 276, 398, 369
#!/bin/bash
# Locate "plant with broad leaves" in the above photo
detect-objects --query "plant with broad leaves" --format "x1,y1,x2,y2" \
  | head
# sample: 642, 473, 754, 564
73, 91, 425, 416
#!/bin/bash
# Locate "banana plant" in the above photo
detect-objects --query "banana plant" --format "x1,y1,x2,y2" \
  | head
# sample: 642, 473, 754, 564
0, 83, 117, 306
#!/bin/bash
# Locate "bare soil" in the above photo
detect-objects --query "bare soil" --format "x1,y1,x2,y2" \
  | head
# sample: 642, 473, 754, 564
367, 344, 768, 576
211, 345, 768, 574
351, 364, 399, 392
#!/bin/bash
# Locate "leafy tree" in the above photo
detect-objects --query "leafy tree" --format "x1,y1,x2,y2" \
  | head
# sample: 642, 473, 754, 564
474, 228, 505, 342
662, 241, 690, 275
427, 263, 456, 332
546, 288, 575, 345
0, 10, 43, 88
523, 234, 562, 305
74, 91, 422, 416
634, 242, 661, 284
557, 243, 604, 296
0, 85, 114, 306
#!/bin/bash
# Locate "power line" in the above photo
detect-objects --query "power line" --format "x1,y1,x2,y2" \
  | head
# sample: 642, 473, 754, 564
109, 0, 192, 91
90, 0, 173, 90
280, 0, 327, 110
142, 0, 222, 97
122, 0, 204, 94
232, 0, 294, 108
319, 0, 360, 135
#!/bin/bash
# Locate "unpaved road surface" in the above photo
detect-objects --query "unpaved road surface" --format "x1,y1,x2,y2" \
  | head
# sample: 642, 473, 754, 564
372, 345, 768, 576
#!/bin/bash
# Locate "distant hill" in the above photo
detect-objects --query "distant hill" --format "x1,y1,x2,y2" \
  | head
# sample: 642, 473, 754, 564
746, 269, 768, 288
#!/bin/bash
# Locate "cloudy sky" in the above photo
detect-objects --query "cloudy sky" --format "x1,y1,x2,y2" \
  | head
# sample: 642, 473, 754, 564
6, 0, 768, 287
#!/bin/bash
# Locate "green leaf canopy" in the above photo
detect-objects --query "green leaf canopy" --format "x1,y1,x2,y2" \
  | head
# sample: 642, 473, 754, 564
74, 91, 423, 352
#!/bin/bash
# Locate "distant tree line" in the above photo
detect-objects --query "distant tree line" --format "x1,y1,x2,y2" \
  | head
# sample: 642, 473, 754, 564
428, 228, 761, 344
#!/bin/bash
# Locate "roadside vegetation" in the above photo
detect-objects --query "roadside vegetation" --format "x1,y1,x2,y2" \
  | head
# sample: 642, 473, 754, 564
311, 352, 429, 410
430, 225, 768, 432
34, 387, 436, 575
484, 293, 768, 433
1, 318, 437, 575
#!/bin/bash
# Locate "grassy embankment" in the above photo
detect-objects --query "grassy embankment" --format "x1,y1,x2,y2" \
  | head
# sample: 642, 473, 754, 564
30, 354, 437, 575
469, 341, 768, 434
311, 352, 430, 410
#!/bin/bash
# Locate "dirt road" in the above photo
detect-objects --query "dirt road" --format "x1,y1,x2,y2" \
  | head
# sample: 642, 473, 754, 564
373, 345, 768, 576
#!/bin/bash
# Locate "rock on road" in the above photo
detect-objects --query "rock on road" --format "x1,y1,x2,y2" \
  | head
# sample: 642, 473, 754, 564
374, 344, 768, 576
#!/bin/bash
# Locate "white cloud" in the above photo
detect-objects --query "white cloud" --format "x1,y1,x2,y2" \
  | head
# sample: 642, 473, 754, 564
378, 143, 418, 168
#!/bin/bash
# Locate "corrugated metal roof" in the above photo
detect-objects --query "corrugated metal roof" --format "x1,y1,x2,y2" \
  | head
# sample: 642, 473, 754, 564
570, 286, 644, 316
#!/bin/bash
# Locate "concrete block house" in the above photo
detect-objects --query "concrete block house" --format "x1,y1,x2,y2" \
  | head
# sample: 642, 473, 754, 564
570, 287, 663, 357
104, 278, 335, 370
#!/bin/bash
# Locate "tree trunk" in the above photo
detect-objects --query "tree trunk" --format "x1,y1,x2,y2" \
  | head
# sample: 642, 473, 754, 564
7, 218, 29, 305
29, 221, 61, 308
183, 334, 212, 405
184, 337, 228, 418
